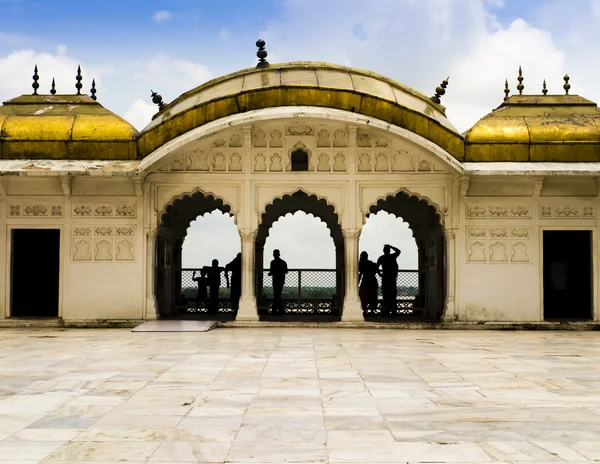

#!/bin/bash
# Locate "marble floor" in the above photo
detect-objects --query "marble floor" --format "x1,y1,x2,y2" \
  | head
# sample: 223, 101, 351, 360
1, 328, 600, 463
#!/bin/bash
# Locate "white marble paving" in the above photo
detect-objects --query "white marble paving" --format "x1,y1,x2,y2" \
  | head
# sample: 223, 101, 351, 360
1, 328, 600, 463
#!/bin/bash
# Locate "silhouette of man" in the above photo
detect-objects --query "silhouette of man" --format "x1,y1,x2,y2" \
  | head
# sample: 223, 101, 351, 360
359, 251, 379, 313
203, 259, 225, 315
192, 269, 208, 310
269, 249, 288, 314
377, 244, 401, 316
225, 253, 242, 312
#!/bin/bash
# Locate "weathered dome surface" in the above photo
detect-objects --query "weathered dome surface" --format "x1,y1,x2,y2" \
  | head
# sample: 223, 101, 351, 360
138, 62, 464, 160
0, 95, 139, 160
464, 95, 600, 162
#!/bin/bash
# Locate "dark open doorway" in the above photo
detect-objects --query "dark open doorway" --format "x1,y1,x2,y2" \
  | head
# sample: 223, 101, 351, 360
11, 229, 60, 318
543, 230, 593, 320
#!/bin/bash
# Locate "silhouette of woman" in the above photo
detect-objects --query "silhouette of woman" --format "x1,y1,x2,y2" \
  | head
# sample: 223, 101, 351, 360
225, 253, 242, 311
359, 251, 379, 313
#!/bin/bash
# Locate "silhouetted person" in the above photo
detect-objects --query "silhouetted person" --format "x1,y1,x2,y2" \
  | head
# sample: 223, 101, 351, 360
225, 253, 242, 311
203, 259, 225, 315
377, 244, 401, 316
192, 269, 208, 310
359, 251, 379, 313
269, 249, 288, 314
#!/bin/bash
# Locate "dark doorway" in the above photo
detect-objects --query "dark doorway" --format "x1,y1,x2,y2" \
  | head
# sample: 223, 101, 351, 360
543, 230, 593, 320
291, 149, 309, 171
11, 229, 60, 317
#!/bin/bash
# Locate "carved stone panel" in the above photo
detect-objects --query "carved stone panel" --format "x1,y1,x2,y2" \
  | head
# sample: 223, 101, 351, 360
358, 153, 372, 172
392, 150, 414, 172
7, 202, 64, 218
72, 203, 136, 219
72, 225, 136, 262
466, 226, 531, 264
466, 204, 530, 219
317, 153, 330, 172
539, 204, 596, 218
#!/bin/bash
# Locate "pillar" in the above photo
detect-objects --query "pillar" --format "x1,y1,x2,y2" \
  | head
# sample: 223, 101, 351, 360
237, 229, 259, 321
341, 229, 363, 322
442, 228, 457, 321
145, 230, 159, 320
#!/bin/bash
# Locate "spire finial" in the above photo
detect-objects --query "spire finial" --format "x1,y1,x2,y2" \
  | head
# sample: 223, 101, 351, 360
517, 66, 524, 95
90, 79, 97, 100
50, 78, 56, 96
504, 79, 510, 101
563, 74, 571, 95
542, 79, 548, 96
75, 65, 83, 95
430, 77, 449, 104
256, 39, 269, 68
32, 65, 39, 95
151, 90, 165, 110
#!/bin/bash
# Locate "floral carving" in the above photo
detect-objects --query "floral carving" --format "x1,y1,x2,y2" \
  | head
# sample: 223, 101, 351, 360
95, 240, 112, 261
95, 227, 113, 236
116, 227, 134, 236
9, 205, 19, 216
51, 206, 62, 216
254, 129, 267, 147
556, 206, 579, 217
317, 129, 331, 147
24, 205, 47, 216
333, 129, 347, 147
375, 153, 388, 172
468, 241, 486, 262
254, 153, 266, 172
467, 205, 487, 218
286, 123, 313, 136
467, 227, 486, 237
489, 206, 508, 217
357, 133, 371, 147
317, 153, 330, 172
511, 206, 529, 217
229, 133, 242, 147
95, 205, 113, 216
213, 153, 226, 171
375, 139, 389, 147
116, 205, 135, 216
73, 240, 92, 261
358, 153, 372, 172
584, 206, 595, 217
511, 228, 530, 238
333, 153, 346, 172
116, 240, 134, 261
418, 160, 431, 172
74, 205, 92, 216
270, 129, 283, 147
213, 138, 226, 147
490, 241, 508, 262
74, 228, 91, 236
229, 153, 242, 171
270, 153, 283, 172
511, 242, 529, 262
540, 206, 552, 217
489, 228, 507, 237
392, 150, 414, 171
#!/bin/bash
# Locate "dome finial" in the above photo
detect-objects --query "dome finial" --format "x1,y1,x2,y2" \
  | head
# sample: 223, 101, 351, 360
256, 39, 269, 68
517, 66, 524, 95
75, 65, 83, 95
151, 90, 165, 110
50, 78, 56, 96
542, 79, 548, 95
430, 76, 449, 104
504, 79, 510, 101
90, 79, 97, 101
563, 74, 571, 95
32, 65, 39, 95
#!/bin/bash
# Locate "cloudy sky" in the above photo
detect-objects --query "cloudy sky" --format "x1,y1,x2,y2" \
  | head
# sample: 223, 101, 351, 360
2, 0, 599, 269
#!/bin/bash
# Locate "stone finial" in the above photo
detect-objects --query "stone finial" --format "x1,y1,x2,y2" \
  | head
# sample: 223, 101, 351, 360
517, 66, 524, 95
151, 90, 165, 110
504, 79, 510, 101
75, 65, 83, 95
32, 65, 39, 95
256, 39, 269, 68
50, 78, 56, 96
430, 77, 449, 104
542, 79, 548, 95
563, 74, 571, 95
90, 79, 97, 101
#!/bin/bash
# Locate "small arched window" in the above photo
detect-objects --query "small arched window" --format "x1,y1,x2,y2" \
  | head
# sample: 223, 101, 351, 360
291, 149, 309, 171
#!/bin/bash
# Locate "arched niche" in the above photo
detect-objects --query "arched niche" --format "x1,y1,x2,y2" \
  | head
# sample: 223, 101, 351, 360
255, 190, 345, 319
366, 190, 445, 319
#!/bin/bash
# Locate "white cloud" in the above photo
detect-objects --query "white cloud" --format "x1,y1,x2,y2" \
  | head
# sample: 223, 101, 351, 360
153, 10, 172, 23
124, 99, 158, 132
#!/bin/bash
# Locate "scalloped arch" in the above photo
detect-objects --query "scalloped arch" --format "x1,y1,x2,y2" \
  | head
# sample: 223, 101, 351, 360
365, 187, 444, 227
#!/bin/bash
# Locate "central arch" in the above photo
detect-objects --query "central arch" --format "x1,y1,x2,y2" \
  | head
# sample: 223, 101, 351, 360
255, 190, 345, 320
156, 190, 235, 318
364, 189, 445, 320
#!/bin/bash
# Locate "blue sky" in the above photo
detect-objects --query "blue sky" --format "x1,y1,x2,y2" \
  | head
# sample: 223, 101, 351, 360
2, 0, 600, 268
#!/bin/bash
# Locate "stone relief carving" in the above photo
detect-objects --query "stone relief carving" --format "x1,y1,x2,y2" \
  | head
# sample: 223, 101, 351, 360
254, 153, 267, 172
24, 205, 48, 216
270, 129, 283, 147
375, 139, 388, 148
95, 205, 113, 216
468, 241, 486, 262
72, 204, 136, 219
541, 204, 596, 218
229, 133, 242, 147
333, 129, 348, 147
95, 227, 113, 236
170, 157, 185, 171
9, 205, 19, 216
213, 138, 226, 148
511, 228, 530, 238
467, 227, 486, 237
229, 153, 242, 171
51, 206, 62, 216
287, 123, 313, 136
511, 206, 529, 217
375, 153, 388, 172
466, 205, 487, 218
116, 227, 134, 236
188, 150, 210, 171
358, 133, 372, 147
490, 241, 508, 262
213, 153, 226, 171
317, 129, 331, 147
392, 150, 414, 172
270, 153, 283, 172
489, 206, 508, 218
74, 228, 91, 236
333, 153, 346, 172
73, 240, 92, 261
116, 240, 134, 261
317, 153, 330, 172
116, 205, 135, 217
511, 242, 529, 262
74, 205, 92, 216
254, 129, 267, 147
358, 153, 372, 172
8, 203, 64, 218
95, 240, 113, 261
489, 228, 508, 238
467, 205, 531, 219
418, 160, 431, 172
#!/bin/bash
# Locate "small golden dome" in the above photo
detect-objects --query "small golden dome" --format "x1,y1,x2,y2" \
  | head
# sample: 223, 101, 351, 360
465, 95, 600, 162
0, 94, 138, 160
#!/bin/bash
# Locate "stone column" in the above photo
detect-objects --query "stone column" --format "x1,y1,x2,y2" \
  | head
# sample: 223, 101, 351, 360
237, 229, 259, 321
145, 230, 159, 320
341, 229, 363, 322
442, 228, 457, 321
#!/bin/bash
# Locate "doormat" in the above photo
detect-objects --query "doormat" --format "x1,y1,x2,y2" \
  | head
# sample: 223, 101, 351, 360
132, 320, 217, 332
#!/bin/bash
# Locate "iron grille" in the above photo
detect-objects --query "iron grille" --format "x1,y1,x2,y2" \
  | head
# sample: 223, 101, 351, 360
362, 270, 422, 317
257, 269, 342, 317
178, 268, 237, 318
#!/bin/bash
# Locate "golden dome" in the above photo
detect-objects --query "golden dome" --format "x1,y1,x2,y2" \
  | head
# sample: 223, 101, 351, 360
0, 94, 138, 160
464, 95, 600, 162
138, 62, 464, 160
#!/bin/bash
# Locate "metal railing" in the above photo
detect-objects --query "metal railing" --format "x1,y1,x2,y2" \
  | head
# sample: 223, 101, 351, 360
178, 268, 237, 318
361, 270, 422, 317
257, 268, 342, 317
